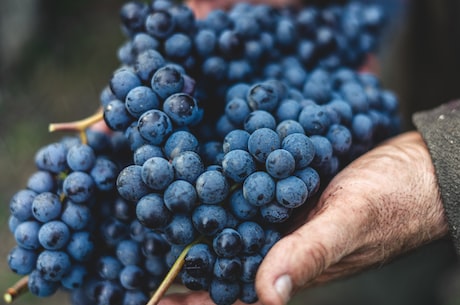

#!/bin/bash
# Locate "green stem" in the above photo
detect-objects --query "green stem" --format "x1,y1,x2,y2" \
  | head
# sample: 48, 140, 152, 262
4, 276, 29, 304
147, 237, 203, 305
48, 108, 104, 144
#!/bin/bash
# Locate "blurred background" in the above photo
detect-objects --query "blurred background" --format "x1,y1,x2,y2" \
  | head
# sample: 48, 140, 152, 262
1, 0, 460, 305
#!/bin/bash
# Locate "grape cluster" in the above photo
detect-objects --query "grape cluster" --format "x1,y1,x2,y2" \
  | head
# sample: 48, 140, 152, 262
6, 1, 400, 305
114, 0, 386, 127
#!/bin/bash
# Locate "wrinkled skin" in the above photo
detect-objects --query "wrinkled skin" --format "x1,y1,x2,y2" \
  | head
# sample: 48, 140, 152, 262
159, 131, 449, 305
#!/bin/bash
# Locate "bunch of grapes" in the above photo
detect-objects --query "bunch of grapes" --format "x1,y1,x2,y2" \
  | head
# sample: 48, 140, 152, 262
5, 1, 400, 305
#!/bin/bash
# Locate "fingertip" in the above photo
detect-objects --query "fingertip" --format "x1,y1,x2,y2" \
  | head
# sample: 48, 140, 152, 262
255, 238, 297, 305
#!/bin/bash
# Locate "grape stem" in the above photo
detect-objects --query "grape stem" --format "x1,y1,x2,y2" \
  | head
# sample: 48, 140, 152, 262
147, 237, 203, 305
3, 276, 29, 304
48, 108, 104, 144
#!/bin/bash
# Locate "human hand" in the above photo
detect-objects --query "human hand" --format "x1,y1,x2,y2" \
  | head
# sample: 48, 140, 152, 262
158, 131, 449, 305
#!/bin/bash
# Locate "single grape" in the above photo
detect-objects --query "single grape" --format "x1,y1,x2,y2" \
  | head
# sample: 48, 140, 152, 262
244, 110, 276, 133
66, 231, 95, 262
247, 128, 280, 163
34, 142, 68, 174
164, 180, 197, 214
265, 149, 296, 179
117, 165, 151, 202
66, 144, 96, 172
163, 93, 202, 126
116, 239, 142, 266
125, 86, 160, 118
138, 109, 173, 145
195, 170, 229, 204
134, 49, 166, 82
172, 151, 204, 183
36, 250, 72, 281
31, 192, 61, 222
27, 171, 56, 193
120, 265, 146, 290
222, 149, 256, 183
222, 129, 250, 153
242, 171, 275, 207
28, 269, 59, 297
294, 167, 321, 197
184, 243, 216, 278
260, 200, 291, 223
163, 130, 199, 159
142, 231, 170, 258
63, 172, 95, 204
14, 220, 41, 250
237, 221, 265, 254
98, 256, 123, 280
151, 65, 184, 100
327, 124, 352, 155
61, 264, 87, 290
136, 193, 172, 229
192, 204, 227, 236
7, 246, 38, 275
276, 176, 309, 208
163, 214, 197, 245
145, 10, 176, 40
141, 157, 174, 191
164, 33, 193, 60
9, 189, 36, 221
281, 133, 315, 169
209, 278, 241, 305
247, 82, 280, 112
213, 256, 242, 281
240, 254, 263, 283
133, 144, 164, 165
110, 68, 142, 101
229, 188, 258, 221
96, 280, 124, 305
38, 220, 71, 250
213, 228, 243, 258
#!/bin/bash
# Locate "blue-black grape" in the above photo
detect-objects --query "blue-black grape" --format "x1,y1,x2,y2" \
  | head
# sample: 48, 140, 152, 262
116, 239, 142, 266
184, 243, 215, 278
209, 278, 240, 305
213, 228, 243, 258
62, 172, 95, 204
28, 270, 60, 297
27, 171, 56, 193
7, 246, 38, 275
119, 265, 146, 289
36, 250, 72, 281
243, 171, 275, 207
141, 157, 174, 190
38, 220, 70, 250
61, 265, 88, 290
136, 193, 172, 229
195, 170, 229, 204
9, 189, 36, 221
191, 204, 227, 236
138, 109, 173, 145
163, 180, 197, 214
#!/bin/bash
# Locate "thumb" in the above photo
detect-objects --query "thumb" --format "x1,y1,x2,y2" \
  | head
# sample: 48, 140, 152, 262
255, 199, 364, 305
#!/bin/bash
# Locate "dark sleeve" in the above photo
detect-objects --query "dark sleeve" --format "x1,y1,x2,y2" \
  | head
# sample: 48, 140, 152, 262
412, 100, 460, 255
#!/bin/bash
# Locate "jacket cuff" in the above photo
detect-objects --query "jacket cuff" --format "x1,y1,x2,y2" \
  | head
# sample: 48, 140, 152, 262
412, 100, 460, 255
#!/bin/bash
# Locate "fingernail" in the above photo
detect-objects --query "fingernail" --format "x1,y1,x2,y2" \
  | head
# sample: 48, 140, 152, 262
274, 274, 292, 304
